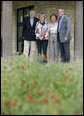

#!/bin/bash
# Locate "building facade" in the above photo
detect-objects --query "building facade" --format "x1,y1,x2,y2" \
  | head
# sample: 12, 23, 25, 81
1, 1, 83, 61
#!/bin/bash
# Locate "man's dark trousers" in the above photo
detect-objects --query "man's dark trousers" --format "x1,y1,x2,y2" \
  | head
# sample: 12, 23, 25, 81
58, 34, 70, 63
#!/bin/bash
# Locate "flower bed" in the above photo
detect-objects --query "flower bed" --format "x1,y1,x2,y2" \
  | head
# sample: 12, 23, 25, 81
1, 56, 83, 115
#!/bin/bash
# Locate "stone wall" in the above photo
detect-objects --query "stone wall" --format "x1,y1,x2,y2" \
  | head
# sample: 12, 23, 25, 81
2, 1, 13, 58
13, 1, 75, 61
74, 1, 83, 59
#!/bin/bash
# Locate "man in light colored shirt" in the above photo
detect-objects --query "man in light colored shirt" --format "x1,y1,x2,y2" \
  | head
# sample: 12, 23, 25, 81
58, 15, 65, 32
30, 17, 34, 27
57, 9, 71, 63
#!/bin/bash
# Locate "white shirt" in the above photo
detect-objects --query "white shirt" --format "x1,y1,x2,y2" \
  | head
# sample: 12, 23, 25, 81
49, 22, 58, 34
30, 17, 34, 26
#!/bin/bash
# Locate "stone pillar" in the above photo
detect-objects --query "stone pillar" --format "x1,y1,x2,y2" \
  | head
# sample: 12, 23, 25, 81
2, 1, 13, 58
74, 1, 83, 59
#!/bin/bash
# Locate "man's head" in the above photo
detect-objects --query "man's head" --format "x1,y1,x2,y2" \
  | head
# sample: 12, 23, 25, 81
58, 9, 64, 17
29, 9, 35, 18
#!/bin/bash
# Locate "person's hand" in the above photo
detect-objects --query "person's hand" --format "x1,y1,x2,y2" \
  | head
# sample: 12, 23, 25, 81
40, 37, 43, 40
64, 37, 68, 41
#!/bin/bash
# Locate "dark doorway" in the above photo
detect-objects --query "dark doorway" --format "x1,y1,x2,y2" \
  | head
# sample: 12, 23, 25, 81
17, 5, 34, 55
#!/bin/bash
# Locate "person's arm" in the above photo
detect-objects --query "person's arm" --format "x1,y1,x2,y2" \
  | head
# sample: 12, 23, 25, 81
64, 17, 71, 40
43, 23, 49, 38
35, 22, 40, 39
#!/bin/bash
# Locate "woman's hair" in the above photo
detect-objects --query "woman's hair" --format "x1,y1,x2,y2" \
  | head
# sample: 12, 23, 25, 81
50, 13, 57, 20
39, 12, 45, 19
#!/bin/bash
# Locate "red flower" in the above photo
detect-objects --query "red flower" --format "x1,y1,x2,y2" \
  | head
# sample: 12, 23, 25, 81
68, 67, 72, 71
20, 64, 26, 70
34, 80, 38, 85
38, 91, 44, 96
3, 100, 11, 107
74, 110, 81, 115
1, 111, 8, 115
66, 74, 72, 80
30, 87, 34, 91
41, 96, 49, 104
4, 65, 8, 69
22, 79, 26, 83
25, 89, 29, 93
51, 95, 61, 103
11, 101, 17, 106
78, 92, 83, 96
27, 96, 35, 102
4, 78, 8, 83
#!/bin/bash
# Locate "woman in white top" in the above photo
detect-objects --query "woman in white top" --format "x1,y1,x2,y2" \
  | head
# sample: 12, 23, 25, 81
35, 13, 49, 63
49, 14, 59, 62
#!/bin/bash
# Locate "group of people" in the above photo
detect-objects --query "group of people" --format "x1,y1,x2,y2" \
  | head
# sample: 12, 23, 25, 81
22, 9, 71, 63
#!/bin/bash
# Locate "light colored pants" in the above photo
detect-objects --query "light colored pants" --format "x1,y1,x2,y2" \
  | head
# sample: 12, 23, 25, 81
49, 34, 59, 62
23, 40, 36, 62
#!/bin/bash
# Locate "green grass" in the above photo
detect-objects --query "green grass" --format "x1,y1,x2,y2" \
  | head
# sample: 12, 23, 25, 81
1, 55, 83, 115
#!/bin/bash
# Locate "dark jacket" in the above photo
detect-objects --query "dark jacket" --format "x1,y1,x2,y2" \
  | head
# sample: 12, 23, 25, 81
22, 16, 39, 41
57, 15, 72, 43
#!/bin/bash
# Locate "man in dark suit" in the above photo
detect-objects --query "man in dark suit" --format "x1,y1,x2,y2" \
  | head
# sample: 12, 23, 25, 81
57, 9, 72, 63
22, 9, 39, 61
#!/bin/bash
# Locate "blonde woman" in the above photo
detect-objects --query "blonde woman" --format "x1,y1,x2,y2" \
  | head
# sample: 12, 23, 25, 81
35, 13, 49, 63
